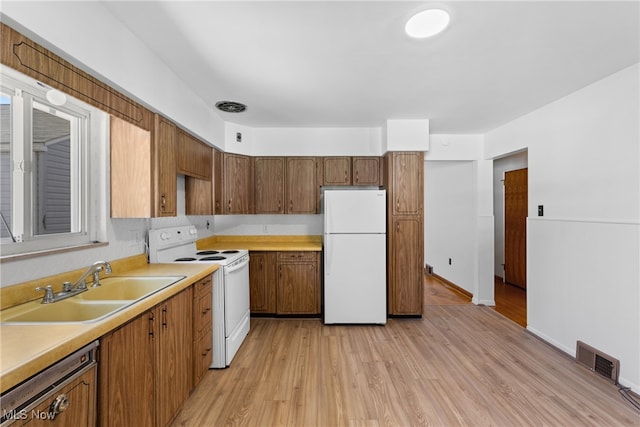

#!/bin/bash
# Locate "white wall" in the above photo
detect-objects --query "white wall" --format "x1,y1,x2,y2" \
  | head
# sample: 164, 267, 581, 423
493, 151, 528, 278
424, 161, 477, 294
485, 63, 640, 393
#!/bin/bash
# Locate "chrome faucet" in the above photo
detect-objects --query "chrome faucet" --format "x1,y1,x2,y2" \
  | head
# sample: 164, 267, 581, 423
35, 261, 112, 303
73, 260, 112, 289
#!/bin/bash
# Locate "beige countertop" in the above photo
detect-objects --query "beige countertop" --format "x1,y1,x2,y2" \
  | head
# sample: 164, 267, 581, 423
197, 235, 323, 252
0, 259, 219, 393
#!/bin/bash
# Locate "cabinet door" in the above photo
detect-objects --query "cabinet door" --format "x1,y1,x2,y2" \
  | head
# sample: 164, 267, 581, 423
156, 289, 192, 427
254, 157, 285, 214
177, 129, 212, 179
154, 115, 177, 216
389, 217, 424, 316
249, 252, 277, 313
98, 312, 155, 427
389, 152, 424, 216
19, 367, 96, 427
223, 153, 253, 214
110, 116, 152, 218
322, 157, 351, 185
277, 256, 320, 315
286, 157, 318, 214
213, 148, 223, 214
353, 157, 381, 186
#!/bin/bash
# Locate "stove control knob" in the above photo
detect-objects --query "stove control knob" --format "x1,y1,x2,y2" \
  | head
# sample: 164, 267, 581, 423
161, 232, 170, 240
189, 228, 197, 235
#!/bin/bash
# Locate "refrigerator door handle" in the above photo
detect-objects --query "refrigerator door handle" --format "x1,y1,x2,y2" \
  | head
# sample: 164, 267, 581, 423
325, 235, 333, 276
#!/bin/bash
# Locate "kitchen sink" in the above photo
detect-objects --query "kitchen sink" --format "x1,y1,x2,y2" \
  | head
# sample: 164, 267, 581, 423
77, 276, 185, 301
0, 276, 185, 324
0, 299, 130, 324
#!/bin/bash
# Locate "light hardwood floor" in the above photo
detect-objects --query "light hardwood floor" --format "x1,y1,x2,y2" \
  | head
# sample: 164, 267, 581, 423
173, 288, 638, 426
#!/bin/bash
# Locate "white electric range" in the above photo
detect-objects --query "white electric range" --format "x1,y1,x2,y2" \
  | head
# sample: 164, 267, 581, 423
148, 225, 250, 368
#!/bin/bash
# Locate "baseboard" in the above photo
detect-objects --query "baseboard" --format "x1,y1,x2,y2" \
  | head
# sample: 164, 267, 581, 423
432, 274, 473, 300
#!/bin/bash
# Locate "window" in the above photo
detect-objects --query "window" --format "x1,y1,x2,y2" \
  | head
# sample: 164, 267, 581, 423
0, 67, 101, 256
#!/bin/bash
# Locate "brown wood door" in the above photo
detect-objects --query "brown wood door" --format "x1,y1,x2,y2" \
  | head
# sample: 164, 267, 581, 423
254, 157, 285, 214
154, 115, 176, 217
286, 157, 317, 214
504, 168, 527, 289
277, 261, 319, 315
390, 152, 424, 216
156, 289, 192, 427
322, 157, 351, 185
224, 153, 253, 214
249, 251, 277, 313
352, 157, 381, 185
389, 217, 424, 315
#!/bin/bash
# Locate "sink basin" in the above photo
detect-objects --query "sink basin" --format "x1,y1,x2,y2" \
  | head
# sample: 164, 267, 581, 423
0, 276, 185, 324
77, 276, 185, 301
0, 299, 129, 324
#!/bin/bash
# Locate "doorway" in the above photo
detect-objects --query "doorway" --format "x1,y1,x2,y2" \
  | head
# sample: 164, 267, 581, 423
493, 152, 528, 326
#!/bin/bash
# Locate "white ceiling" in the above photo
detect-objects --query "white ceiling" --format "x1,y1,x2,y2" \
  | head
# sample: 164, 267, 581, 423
102, 1, 639, 134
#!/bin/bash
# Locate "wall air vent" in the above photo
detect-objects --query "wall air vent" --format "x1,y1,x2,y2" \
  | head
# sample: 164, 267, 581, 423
576, 341, 620, 384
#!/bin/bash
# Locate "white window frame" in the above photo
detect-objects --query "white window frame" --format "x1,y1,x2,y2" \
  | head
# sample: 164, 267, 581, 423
0, 66, 105, 256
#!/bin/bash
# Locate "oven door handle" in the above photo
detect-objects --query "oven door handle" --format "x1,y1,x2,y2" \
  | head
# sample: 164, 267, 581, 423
224, 256, 250, 275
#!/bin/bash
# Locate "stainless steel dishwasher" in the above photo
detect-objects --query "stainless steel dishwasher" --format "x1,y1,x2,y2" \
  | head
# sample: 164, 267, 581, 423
0, 341, 98, 426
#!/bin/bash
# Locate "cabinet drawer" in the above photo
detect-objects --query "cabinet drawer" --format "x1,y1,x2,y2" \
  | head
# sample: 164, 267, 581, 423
193, 332, 213, 384
277, 251, 317, 262
194, 276, 212, 298
194, 293, 212, 336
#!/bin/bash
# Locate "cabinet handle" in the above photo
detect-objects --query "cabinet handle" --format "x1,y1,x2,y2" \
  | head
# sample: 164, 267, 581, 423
202, 307, 210, 315
396, 222, 400, 232
260, 259, 263, 269
396, 199, 400, 210
161, 193, 166, 208
49, 393, 69, 418
203, 347, 212, 356
355, 171, 359, 183
344, 170, 348, 183
228, 199, 232, 212
161, 306, 168, 328
149, 311, 155, 337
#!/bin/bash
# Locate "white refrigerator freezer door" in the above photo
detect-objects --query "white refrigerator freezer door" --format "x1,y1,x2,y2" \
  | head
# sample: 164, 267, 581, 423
324, 233, 386, 324
324, 189, 386, 234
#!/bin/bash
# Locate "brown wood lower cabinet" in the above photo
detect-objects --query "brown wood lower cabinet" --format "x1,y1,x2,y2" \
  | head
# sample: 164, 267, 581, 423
388, 216, 424, 316
98, 287, 192, 427
192, 276, 213, 387
249, 251, 320, 316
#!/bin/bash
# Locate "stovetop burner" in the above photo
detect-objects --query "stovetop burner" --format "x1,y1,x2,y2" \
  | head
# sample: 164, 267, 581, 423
200, 256, 227, 261
222, 250, 239, 254
197, 250, 220, 255
175, 257, 197, 262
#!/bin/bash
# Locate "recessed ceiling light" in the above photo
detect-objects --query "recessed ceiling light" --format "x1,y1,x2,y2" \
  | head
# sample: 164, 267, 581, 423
405, 8, 450, 39
215, 101, 246, 113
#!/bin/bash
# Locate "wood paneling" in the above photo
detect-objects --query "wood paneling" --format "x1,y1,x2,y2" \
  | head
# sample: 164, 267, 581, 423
1, 23, 152, 130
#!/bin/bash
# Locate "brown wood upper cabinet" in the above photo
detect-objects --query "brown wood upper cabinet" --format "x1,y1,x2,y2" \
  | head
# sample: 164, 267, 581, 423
320, 156, 382, 187
352, 156, 382, 186
110, 115, 177, 218
223, 153, 253, 214
177, 129, 212, 180
388, 152, 423, 216
254, 157, 285, 214
322, 157, 351, 185
286, 157, 319, 214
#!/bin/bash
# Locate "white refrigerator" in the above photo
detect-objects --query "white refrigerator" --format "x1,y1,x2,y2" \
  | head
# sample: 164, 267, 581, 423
323, 188, 387, 324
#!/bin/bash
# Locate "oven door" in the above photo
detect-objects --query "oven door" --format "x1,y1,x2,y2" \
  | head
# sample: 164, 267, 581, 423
223, 256, 250, 338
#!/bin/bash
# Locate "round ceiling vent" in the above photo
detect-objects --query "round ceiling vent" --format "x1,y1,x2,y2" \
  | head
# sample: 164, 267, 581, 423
215, 101, 246, 113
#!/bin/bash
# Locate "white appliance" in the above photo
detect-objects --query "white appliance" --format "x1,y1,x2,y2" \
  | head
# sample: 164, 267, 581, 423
323, 187, 387, 324
147, 225, 250, 368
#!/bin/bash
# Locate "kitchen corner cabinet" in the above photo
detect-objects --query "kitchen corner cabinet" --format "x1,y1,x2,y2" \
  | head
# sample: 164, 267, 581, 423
14, 367, 96, 427
276, 252, 321, 315
223, 153, 254, 214
177, 129, 212, 180
385, 151, 424, 317
286, 157, 319, 214
111, 115, 177, 218
254, 157, 285, 214
249, 251, 277, 313
322, 157, 351, 185
98, 288, 192, 427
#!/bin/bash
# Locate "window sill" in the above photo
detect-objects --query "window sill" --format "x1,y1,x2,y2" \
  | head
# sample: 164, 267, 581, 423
0, 241, 109, 263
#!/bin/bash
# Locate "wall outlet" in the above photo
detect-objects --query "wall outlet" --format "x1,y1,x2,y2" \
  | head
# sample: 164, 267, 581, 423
263, 225, 268, 234
448, 258, 452, 265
